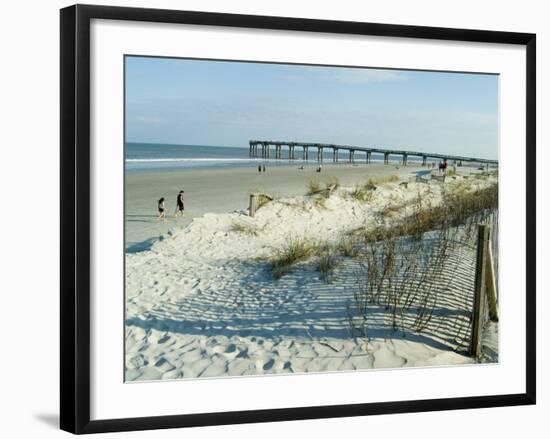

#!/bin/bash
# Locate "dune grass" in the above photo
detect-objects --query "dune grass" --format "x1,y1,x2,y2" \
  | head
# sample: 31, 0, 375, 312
229, 221, 261, 236
367, 175, 400, 186
380, 198, 412, 218
337, 234, 360, 257
307, 179, 322, 195
350, 184, 375, 203
346, 180, 498, 244
373, 182, 498, 242
307, 177, 341, 210
318, 244, 338, 283
270, 237, 317, 279
256, 194, 273, 210
272, 178, 498, 284
307, 178, 340, 197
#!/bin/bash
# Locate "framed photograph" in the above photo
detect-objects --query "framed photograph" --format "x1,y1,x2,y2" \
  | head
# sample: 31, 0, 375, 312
60, 4, 536, 434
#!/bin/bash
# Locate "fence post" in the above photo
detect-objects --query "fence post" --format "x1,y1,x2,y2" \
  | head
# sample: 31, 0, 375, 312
470, 224, 490, 357
486, 243, 499, 322
249, 194, 256, 217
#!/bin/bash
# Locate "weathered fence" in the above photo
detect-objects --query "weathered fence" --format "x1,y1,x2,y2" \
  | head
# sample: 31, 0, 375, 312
469, 219, 499, 357
349, 210, 499, 359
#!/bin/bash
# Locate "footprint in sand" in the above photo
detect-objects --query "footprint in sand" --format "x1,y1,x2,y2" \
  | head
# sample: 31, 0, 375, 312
212, 343, 239, 359
224, 344, 237, 354
154, 357, 175, 372
158, 334, 171, 344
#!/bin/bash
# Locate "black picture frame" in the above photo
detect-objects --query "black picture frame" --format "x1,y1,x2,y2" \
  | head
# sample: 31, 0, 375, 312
60, 4, 536, 434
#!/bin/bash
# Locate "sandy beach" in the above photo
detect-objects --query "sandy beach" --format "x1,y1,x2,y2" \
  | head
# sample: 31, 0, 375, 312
125, 162, 428, 250
125, 163, 497, 381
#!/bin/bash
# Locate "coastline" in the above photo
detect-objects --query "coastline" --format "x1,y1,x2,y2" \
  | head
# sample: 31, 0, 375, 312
125, 162, 428, 250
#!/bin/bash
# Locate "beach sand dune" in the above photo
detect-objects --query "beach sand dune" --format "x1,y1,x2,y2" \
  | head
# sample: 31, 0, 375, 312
125, 169, 497, 381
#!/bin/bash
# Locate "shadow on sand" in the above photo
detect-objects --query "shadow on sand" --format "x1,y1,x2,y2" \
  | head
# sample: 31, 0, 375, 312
126, 250, 475, 354
126, 236, 161, 253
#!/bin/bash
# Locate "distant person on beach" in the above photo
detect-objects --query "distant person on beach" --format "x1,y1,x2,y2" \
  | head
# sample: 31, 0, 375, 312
262, 164, 266, 172
157, 197, 165, 221
258, 164, 262, 172
438, 161, 444, 174
174, 190, 185, 217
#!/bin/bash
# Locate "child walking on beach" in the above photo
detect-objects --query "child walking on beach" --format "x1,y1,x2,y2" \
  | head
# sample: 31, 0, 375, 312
157, 197, 165, 221
174, 190, 185, 217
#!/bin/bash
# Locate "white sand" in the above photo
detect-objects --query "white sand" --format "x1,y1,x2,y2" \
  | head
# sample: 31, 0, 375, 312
125, 167, 497, 381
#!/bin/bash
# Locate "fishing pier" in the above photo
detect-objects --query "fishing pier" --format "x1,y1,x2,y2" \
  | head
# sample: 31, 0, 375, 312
249, 140, 498, 166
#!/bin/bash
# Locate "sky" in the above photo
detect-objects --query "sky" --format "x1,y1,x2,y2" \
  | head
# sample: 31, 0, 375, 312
125, 56, 499, 160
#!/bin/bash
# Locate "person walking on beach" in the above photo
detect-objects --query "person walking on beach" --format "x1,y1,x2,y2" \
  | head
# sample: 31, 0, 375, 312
258, 164, 262, 172
174, 190, 185, 217
157, 197, 165, 221
262, 164, 266, 172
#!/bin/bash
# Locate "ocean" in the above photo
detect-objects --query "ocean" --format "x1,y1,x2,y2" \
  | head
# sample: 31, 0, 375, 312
125, 142, 395, 172
125, 142, 494, 172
